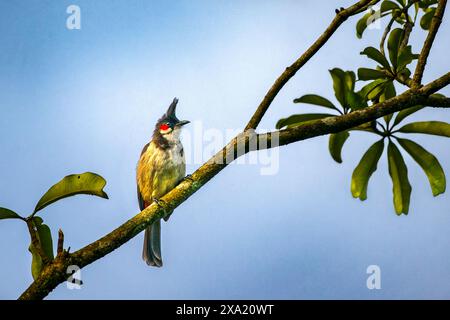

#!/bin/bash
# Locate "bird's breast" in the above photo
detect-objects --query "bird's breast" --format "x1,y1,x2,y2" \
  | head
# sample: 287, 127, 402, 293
137, 141, 186, 202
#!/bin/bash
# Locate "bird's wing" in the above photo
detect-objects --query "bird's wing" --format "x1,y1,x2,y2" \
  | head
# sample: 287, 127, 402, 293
140, 142, 150, 156
137, 142, 151, 211
137, 185, 146, 211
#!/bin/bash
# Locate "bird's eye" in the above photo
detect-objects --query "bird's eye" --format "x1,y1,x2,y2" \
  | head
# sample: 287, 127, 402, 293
160, 123, 170, 131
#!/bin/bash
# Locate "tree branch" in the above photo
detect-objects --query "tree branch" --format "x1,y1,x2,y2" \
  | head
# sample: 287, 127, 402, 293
18, 71, 449, 300
424, 96, 450, 108
257, 73, 450, 148
380, 17, 395, 56
244, 0, 378, 130
26, 219, 50, 265
17, 0, 449, 300
400, 0, 420, 50
419, 71, 450, 94
400, 21, 413, 50
412, 0, 447, 88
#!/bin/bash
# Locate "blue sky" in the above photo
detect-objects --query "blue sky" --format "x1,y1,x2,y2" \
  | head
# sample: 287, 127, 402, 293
0, 0, 449, 299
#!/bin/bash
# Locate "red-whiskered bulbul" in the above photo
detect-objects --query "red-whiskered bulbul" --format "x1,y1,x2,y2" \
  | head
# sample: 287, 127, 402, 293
136, 98, 189, 267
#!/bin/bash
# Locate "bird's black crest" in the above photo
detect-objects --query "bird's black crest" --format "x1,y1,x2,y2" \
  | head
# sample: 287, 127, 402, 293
165, 97, 178, 118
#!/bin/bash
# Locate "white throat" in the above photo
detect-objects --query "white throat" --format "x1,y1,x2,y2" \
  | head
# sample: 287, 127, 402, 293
163, 127, 182, 145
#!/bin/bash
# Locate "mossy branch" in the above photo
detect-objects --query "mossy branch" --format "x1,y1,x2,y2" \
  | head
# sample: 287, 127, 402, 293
412, 0, 447, 88
18, 0, 449, 300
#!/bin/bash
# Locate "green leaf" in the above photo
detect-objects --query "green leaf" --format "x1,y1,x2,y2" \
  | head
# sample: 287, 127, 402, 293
358, 79, 387, 100
392, 7, 408, 24
293, 94, 338, 110
360, 47, 391, 70
397, 45, 419, 72
381, 80, 396, 100
430, 93, 446, 99
387, 142, 411, 215
384, 114, 393, 127
276, 113, 335, 129
356, 9, 386, 38
394, 0, 406, 6
420, 7, 436, 30
356, 12, 373, 39
346, 90, 367, 111
328, 69, 363, 110
397, 67, 412, 80
397, 138, 446, 196
358, 68, 387, 80
329, 68, 347, 107
419, 0, 438, 9
29, 244, 43, 280
392, 105, 424, 127
33, 172, 109, 214
27, 217, 54, 280
0, 207, 22, 220
398, 121, 450, 137
34, 220, 54, 260
367, 82, 388, 100
387, 28, 404, 70
381, 1, 401, 12
351, 139, 385, 200
344, 71, 356, 92
350, 121, 376, 133
414, 1, 420, 15
33, 216, 44, 225
329, 131, 350, 163
381, 81, 396, 124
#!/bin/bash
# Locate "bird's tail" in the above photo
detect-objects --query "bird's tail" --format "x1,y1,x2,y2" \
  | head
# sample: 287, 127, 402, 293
142, 220, 163, 267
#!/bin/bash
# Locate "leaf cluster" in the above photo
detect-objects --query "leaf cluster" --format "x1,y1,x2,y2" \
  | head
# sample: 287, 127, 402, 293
277, 0, 449, 214
0, 172, 108, 279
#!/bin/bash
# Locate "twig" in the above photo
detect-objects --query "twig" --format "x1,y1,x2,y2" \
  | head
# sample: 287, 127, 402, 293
400, 20, 413, 50
244, 0, 378, 130
419, 71, 450, 94
412, 0, 447, 88
380, 17, 395, 56
380, 69, 412, 87
401, 0, 420, 51
381, 0, 418, 60
26, 219, 50, 265
354, 0, 380, 14
57, 229, 64, 256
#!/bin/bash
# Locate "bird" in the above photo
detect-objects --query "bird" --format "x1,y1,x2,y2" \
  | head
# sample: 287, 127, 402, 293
136, 98, 190, 267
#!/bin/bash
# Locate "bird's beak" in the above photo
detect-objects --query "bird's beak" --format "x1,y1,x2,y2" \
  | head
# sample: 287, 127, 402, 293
175, 120, 190, 127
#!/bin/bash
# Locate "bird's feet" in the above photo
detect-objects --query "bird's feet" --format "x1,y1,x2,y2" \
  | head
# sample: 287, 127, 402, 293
183, 174, 194, 183
152, 197, 174, 221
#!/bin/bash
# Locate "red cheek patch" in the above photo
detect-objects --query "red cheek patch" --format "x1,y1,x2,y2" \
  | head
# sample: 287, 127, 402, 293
160, 124, 170, 131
